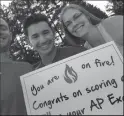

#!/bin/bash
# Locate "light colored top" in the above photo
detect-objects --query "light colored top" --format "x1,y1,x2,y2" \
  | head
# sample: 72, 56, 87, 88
85, 15, 123, 55
97, 15, 123, 55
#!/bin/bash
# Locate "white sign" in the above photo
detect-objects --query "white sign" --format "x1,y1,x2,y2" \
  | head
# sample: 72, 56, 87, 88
20, 41, 123, 115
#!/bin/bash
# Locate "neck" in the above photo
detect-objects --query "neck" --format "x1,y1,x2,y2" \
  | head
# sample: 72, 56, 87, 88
0, 51, 12, 62
82, 25, 105, 47
40, 46, 57, 65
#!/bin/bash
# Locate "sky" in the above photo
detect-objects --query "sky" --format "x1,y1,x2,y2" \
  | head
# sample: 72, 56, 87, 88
1, 0, 110, 15
86, 1, 109, 14
1, 0, 12, 6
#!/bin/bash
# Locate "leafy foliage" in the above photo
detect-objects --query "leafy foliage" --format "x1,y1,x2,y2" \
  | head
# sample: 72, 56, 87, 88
0, 0, 108, 64
106, 0, 123, 15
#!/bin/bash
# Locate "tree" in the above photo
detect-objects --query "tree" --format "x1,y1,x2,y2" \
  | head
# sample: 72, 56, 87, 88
1, 0, 108, 64
106, 0, 123, 15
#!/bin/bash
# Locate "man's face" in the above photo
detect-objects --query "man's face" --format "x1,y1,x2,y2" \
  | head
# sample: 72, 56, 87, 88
0, 18, 12, 52
27, 21, 55, 55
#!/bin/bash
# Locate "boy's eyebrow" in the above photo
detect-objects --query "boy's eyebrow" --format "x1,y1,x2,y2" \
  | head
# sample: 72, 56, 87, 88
31, 33, 38, 37
42, 29, 49, 33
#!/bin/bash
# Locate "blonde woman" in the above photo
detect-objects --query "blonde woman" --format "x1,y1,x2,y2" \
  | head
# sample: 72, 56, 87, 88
60, 4, 123, 55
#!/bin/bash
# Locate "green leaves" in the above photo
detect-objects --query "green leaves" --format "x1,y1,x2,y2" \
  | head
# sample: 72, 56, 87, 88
106, 0, 123, 15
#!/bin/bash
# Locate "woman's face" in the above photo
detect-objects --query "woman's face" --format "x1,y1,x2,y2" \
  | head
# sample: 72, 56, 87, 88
62, 8, 92, 38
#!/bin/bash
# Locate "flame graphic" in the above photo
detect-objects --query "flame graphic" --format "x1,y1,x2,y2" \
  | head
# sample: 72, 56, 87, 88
64, 64, 78, 84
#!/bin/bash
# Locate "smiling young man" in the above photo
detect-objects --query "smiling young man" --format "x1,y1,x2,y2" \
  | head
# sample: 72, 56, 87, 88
23, 14, 87, 69
0, 18, 33, 115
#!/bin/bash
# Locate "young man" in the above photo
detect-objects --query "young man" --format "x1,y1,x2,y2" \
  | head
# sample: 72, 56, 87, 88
23, 14, 87, 69
0, 18, 33, 115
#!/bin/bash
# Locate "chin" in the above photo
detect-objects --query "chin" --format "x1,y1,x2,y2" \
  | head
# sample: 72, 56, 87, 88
77, 34, 83, 38
38, 45, 54, 55
79, 32, 88, 38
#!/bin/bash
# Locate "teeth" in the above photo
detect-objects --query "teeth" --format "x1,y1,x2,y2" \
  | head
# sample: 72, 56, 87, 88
75, 26, 83, 32
42, 45, 48, 49
36, 40, 52, 50
41, 41, 51, 49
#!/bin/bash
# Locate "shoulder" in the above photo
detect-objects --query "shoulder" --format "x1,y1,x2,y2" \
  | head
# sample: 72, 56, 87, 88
11, 61, 33, 73
13, 61, 32, 68
101, 15, 123, 30
59, 46, 87, 55
102, 15, 123, 27
101, 15, 123, 45
61, 45, 86, 51
55, 46, 86, 61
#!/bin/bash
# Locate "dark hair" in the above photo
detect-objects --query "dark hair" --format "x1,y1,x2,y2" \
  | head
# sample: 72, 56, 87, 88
23, 13, 52, 36
60, 4, 102, 45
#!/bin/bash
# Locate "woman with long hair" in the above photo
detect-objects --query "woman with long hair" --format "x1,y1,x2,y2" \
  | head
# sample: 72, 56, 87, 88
60, 4, 123, 55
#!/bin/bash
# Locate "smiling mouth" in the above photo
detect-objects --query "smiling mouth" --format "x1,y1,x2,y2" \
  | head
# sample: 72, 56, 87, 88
37, 40, 52, 50
41, 44, 49, 50
74, 24, 85, 32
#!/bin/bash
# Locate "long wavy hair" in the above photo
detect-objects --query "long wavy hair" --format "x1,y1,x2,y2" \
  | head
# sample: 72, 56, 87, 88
60, 4, 102, 46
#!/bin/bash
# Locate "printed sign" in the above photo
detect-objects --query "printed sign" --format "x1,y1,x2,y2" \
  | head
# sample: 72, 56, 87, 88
20, 41, 123, 115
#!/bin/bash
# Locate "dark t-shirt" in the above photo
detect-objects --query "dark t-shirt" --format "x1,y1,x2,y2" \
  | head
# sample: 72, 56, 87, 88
34, 46, 86, 69
0, 61, 32, 115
